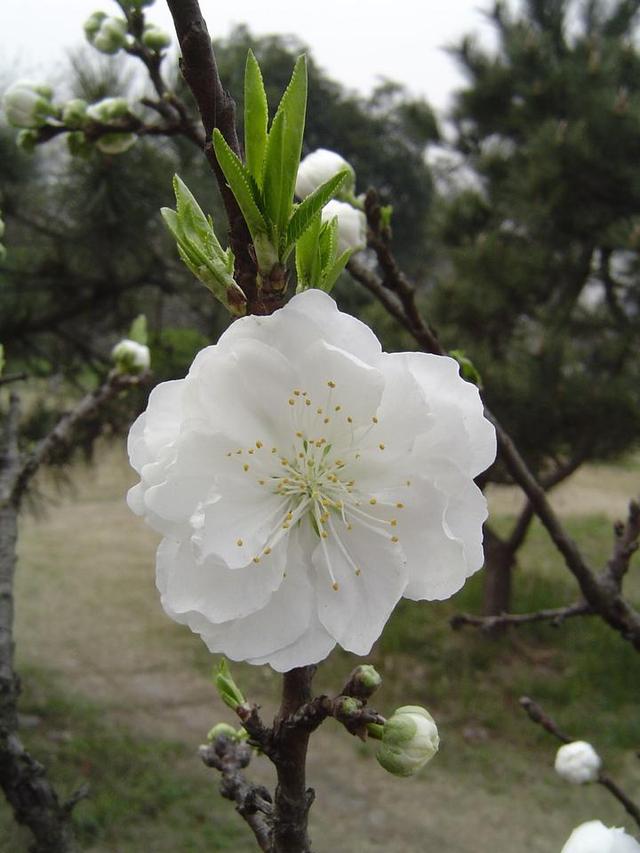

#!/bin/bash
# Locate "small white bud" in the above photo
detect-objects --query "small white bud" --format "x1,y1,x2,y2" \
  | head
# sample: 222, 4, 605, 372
561, 820, 640, 853
321, 199, 367, 255
376, 705, 439, 777
62, 99, 88, 129
86, 97, 131, 124
142, 26, 172, 51
2, 81, 55, 129
554, 741, 601, 785
296, 148, 355, 199
87, 16, 127, 55
112, 339, 150, 373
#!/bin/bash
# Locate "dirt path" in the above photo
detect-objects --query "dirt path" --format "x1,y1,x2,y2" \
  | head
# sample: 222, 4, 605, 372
13, 446, 629, 852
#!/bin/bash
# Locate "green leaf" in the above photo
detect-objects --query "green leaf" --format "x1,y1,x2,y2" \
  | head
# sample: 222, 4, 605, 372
244, 49, 269, 185
212, 129, 269, 240
263, 55, 308, 245
321, 248, 352, 292
128, 314, 148, 345
295, 212, 322, 290
284, 169, 349, 259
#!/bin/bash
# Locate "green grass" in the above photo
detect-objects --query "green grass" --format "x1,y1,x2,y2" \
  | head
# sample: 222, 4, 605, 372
0, 668, 255, 853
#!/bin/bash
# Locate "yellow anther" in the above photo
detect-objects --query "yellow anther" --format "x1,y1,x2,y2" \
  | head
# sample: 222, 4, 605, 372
305, 399, 311, 407
282, 522, 290, 530
259, 479, 266, 485
369, 498, 377, 506
396, 502, 405, 509
324, 417, 330, 424
391, 535, 399, 543
256, 441, 263, 448
243, 464, 250, 472
264, 547, 272, 555
316, 407, 323, 414
236, 450, 242, 455
335, 405, 342, 412
332, 581, 339, 591
321, 530, 328, 539
236, 539, 243, 547
372, 416, 379, 424
321, 513, 329, 523
226, 452, 232, 457
347, 416, 353, 424
296, 431, 303, 438
379, 443, 385, 451
406, 480, 411, 486
253, 556, 261, 564
328, 380, 336, 388
248, 448, 255, 454
298, 452, 304, 459
347, 523, 353, 531
286, 512, 293, 520
294, 390, 301, 396
302, 391, 308, 396
289, 399, 295, 406
272, 447, 277, 453
390, 519, 398, 527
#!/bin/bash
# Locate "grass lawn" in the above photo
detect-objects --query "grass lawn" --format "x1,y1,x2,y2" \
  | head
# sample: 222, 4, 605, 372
2, 445, 639, 851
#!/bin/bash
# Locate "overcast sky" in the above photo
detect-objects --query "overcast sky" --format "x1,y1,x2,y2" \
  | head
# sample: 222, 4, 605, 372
0, 0, 509, 115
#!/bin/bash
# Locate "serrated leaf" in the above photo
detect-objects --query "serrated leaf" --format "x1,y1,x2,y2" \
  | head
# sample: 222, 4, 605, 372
319, 217, 338, 271
263, 55, 308, 245
244, 49, 269, 185
172, 174, 224, 256
284, 169, 349, 259
212, 129, 269, 240
295, 212, 322, 290
128, 314, 148, 345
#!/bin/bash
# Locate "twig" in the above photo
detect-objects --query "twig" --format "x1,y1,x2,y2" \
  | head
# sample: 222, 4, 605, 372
451, 602, 593, 632
520, 697, 640, 829
199, 737, 273, 852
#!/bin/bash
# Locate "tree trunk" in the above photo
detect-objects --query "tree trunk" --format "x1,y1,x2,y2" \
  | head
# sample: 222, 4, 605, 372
482, 528, 516, 619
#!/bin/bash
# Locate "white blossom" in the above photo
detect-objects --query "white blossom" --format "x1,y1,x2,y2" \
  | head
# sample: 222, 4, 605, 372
377, 705, 439, 777
295, 148, 355, 199
112, 338, 150, 373
555, 741, 602, 784
127, 290, 495, 671
561, 821, 640, 853
321, 200, 367, 255
2, 81, 54, 129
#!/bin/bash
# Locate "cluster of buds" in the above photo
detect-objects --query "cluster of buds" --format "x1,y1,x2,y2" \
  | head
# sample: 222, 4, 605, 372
141, 25, 171, 51
85, 97, 137, 155
84, 12, 128, 55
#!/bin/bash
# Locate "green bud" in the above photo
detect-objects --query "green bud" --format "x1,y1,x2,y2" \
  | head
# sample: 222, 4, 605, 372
67, 131, 92, 158
142, 26, 171, 51
376, 705, 439, 778
83, 11, 106, 39
206, 722, 237, 742
337, 697, 360, 717
3, 81, 56, 129
16, 129, 38, 153
62, 98, 88, 129
95, 133, 137, 155
161, 174, 246, 316
215, 659, 246, 712
349, 665, 382, 697
88, 16, 128, 55
86, 97, 130, 123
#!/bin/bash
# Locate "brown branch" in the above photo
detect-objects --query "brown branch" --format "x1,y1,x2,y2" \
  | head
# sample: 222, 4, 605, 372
199, 736, 273, 852
451, 602, 593, 632
605, 500, 640, 586
520, 697, 640, 829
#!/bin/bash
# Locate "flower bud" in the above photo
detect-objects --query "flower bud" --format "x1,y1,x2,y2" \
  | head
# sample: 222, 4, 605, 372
142, 26, 172, 51
86, 97, 130, 123
2, 81, 55, 129
296, 148, 355, 199
376, 705, 439, 777
206, 722, 237, 742
95, 133, 137, 155
62, 99, 88, 129
561, 820, 640, 853
215, 659, 246, 712
343, 664, 382, 700
555, 741, 601, 785
87, 16, 128, 55
16, 129, 38, 153
321, 199, 367, 255
111, 339, 150, 373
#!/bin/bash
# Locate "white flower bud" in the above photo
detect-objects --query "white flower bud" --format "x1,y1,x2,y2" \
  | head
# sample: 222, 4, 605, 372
142, 26, 172, 51
2, 81, 55, 129
554, 741, 602, 784
62, 99, 88, 129
87, 16, 127, 55
86, 97, 130, 124
296, 148, 355, 199
561, 820, 640, 853
376, 705, 439, 777
112, 339, 150, 373
95, 133, 137, 155
321, 199, 367, 255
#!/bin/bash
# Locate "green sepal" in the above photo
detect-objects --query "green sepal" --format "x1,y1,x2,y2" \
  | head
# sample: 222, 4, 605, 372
128, 314, 148, 346
262, 55, 308, 247
244, 49, 269, 185
284, 169, 350, 260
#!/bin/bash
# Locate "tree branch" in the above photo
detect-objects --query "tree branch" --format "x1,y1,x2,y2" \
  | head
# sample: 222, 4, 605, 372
451, 601, 593, 632
520, 696, 640, 829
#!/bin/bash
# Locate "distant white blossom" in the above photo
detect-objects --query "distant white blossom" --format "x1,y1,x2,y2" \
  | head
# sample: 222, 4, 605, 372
127, 290, 495, 671
561, 820, 640, 853
321, 200, 367, 255
295, 148, 355, 199
555, 741, 602, 784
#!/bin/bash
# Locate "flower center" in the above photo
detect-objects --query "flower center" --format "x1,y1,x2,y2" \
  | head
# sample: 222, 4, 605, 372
228, 383, 405, 589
